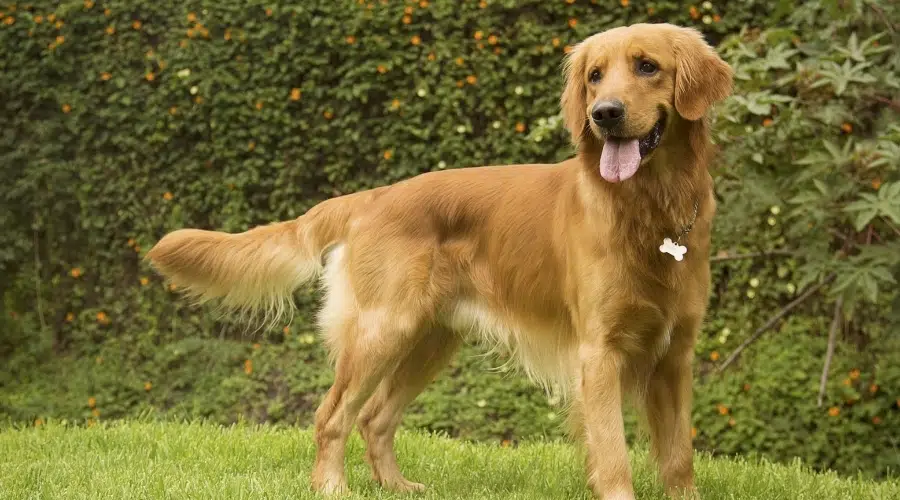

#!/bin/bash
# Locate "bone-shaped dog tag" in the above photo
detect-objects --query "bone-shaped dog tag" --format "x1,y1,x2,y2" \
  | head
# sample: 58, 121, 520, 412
659, 238, 687, 261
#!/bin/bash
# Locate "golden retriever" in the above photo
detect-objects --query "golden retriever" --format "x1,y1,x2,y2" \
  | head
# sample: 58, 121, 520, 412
147, 23, 732, 499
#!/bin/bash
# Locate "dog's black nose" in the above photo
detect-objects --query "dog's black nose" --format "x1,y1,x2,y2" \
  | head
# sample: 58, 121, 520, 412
591, 100, 625, 128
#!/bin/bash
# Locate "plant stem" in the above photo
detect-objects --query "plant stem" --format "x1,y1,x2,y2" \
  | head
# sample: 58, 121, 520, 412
817, 297, 844, 408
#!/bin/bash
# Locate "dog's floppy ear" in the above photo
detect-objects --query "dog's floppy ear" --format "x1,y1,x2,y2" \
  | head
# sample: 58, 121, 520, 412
560, 43, 588, 144
672, 28, 733, 121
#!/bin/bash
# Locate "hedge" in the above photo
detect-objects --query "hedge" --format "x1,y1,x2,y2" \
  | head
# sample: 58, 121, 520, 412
1, 0, 898, 480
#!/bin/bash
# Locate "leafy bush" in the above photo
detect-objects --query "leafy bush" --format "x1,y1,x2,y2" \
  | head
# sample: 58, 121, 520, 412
1, 0, 897, 480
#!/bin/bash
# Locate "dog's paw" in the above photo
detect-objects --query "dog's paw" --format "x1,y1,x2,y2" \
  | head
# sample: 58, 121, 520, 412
312, 476, 350, 496
382, 477, 426, 493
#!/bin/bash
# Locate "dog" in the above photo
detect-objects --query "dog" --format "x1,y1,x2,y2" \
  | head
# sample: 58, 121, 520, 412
147, 22, 732, 499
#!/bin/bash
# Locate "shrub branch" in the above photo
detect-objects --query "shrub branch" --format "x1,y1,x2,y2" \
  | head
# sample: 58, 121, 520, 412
717, 274, 836, 373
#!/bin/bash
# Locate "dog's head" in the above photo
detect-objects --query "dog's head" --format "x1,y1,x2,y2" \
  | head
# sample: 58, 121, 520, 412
561, 23, 733, 183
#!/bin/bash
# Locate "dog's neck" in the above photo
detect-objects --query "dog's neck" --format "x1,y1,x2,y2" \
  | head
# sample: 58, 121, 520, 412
576, 117, 714, 253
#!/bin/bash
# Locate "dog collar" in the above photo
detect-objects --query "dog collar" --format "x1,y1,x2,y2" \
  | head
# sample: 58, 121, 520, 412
659, 200, 699, 262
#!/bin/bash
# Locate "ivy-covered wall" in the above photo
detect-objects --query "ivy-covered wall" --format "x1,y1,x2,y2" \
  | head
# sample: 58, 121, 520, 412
2, 0, 898, 480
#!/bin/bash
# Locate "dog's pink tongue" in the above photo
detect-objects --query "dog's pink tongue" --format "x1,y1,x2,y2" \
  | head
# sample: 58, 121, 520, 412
599, 138, 640, 183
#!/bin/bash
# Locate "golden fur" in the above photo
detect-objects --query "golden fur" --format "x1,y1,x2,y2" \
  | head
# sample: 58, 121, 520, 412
147, 23, 733, 499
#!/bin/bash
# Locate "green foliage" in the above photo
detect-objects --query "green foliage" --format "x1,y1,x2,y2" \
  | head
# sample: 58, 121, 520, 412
1, 0, 898, 483
3, 421, 899, 500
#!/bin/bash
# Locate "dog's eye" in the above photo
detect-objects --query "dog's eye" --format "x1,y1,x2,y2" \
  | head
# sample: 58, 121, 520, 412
588, 69, 602, 84
637, 60, 658, 75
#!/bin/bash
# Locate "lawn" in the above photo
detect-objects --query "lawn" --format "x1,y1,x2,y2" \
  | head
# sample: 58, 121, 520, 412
1, 421, 896, 500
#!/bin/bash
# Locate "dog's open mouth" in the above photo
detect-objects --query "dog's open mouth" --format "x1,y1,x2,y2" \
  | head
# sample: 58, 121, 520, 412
598, 115, 666, 183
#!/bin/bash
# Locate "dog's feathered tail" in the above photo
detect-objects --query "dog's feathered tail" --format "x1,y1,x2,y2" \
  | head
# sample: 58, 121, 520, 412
146, 191, 378, 326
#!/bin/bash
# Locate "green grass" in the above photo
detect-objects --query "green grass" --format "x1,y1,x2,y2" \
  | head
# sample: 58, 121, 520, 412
0, 421, 896, 499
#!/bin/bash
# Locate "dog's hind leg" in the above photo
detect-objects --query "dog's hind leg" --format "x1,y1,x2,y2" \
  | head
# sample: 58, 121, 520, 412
357, 326, 461, 492
310, 310, 427, 495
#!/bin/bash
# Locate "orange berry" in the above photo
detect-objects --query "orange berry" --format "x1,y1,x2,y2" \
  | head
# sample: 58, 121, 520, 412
515, 122, 526, 133
377, 65, 387, 74
552, 37, 560, 47
96, 312, 109, 324
419, 0, 429, 6
290, 88, 301, 101
404, 6, 413, 14
869, 384, 879, 394
132, 20, 141, 30
84, 0, 94, 9
34, 15, 43, 23
456, 80, 464, 88
872, 416, 882, 425
841, 122, 853, 134
689, 6, 700, 19
187, 12, 197, 22
61, 104, 72, 114
849, 368, 860, 380
568, 18, 577, 28
144, 381, 152, 391
466, 75, 477, 85
402, 15, 411, 24
105, 25, 115, 35
244, 359, 253, 375
872, 178, 882, 190
145, 72, 155, 81
410, 35, 421, 45
709, 351, 720, 361
479, 0, 487, 7
563, 45, 574, 54
713, 14, 721, 22
488, 35, 498, 45
169, 106, 178, 115
163, 191, 173, 201
743, 383, 751, 391
728, 418, 736, 427
345, 35, 356, 44
717, 404, 729, 415
100, 72, 111, 81
255, 100, 264, 110
65, 312, 75, 322
139, 277, 149, 286
621, 0, 629, 6
391, 99, 401, 108
762, 118, 773, 127
828, 406, 840, 417
103, 8, 111, 16
427, 52, 435, 61
474, 30, 483, 40
323, 110, 333, 119
690, 427, 697, 438
383, 150, 393, 160
69, 267, 82, 277
88, 397, 96, 408
648, 6, 655, 15
265, 8, 273, 16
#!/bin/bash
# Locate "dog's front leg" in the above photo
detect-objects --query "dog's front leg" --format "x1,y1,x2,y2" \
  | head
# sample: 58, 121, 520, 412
645, 319, 700, 498
578, 341, 634, 500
